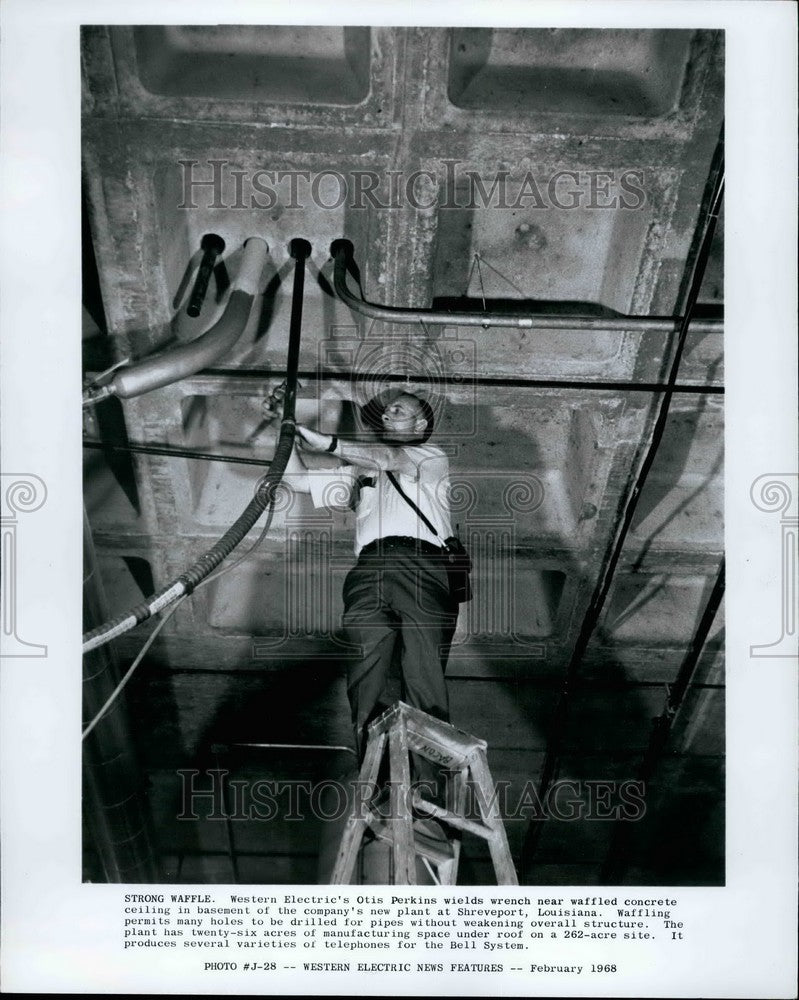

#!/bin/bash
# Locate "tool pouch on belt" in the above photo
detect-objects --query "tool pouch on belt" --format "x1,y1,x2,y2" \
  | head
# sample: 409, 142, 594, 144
386, 470, 473, 604
443, 534, 473, 604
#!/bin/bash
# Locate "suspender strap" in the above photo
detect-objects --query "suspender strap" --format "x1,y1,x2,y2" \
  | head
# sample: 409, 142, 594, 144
385, 470, 439, 538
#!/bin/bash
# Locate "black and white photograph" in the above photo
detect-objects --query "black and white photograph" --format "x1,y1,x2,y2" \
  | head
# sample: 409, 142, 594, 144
80, 22, 726, 889
1, 2, 796, 997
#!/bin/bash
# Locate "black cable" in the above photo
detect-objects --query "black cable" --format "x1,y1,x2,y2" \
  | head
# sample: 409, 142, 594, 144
82, 239, 311, 654
331, 239, 724, 333
83, 439, 271, 467
82, 499, 280, 739
520, 130, 725, 876
203, 367, 724, 396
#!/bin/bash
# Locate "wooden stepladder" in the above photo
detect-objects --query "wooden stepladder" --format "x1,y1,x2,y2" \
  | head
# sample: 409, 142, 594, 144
330, 701, 518, 885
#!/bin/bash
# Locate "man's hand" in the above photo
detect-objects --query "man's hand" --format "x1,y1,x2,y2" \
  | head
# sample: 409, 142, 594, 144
296, 424, 334, 452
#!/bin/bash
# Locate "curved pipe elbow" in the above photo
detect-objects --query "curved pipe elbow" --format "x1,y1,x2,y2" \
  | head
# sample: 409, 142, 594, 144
109, 237, 269, 401
111, 290, 253, 399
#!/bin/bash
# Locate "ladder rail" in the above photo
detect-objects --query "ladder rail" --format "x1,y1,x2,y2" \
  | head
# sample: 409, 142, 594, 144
330, 701, 518, 886
388, 718, 416, 885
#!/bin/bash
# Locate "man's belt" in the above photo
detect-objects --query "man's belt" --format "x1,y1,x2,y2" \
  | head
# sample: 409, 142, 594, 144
359, 536, 444, 558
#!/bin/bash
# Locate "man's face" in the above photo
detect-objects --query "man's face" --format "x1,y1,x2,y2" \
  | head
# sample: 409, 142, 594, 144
380, 394, 427, 443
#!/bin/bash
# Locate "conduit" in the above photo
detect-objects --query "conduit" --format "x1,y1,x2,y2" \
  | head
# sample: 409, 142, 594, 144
520, 129, 725, 878
82, 238, 311, 655
82, 237, 268, 407
83, 439, 272, 468
203, 367, 724, 395
331, 239, 722, 334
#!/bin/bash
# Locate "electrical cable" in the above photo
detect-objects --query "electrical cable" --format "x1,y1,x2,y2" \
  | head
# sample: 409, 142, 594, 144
82, 497, 279, 740
82, 238, 268, 407
520, 128, 725, 876
82, 238, 311, 655
203, 366, 724, 396
83, 439, 273, 467
82, 597, 185, 742
199, 494, 280, 588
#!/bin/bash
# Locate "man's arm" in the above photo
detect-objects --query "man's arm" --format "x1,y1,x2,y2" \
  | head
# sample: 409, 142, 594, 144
279, 437, 357, 511
280, 441, 312, 493
296, 425, 420, 477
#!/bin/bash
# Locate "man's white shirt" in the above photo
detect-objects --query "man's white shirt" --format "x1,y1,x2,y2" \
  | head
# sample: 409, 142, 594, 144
307, 443, 453, 554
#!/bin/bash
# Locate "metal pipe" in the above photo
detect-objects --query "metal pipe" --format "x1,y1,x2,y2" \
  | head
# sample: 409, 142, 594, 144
186, 233, 226, 318
158, 666, 725, 694
82, 237, 268, 407
203, 367, 724, 396
232, 743, 357, 755
520, 130, 725, 879
84, 439, 270, 468
599, 559, 725, 883
331, 239, 722, 333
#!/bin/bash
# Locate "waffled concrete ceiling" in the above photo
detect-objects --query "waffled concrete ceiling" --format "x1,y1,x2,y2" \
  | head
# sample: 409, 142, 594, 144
82, 26, 724, 885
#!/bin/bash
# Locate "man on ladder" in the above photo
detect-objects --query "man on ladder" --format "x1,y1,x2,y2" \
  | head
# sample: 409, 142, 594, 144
282, 390, 461, 837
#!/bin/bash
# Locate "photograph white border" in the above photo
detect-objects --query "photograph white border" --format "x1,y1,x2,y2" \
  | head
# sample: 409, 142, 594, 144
1, 1, 796, 996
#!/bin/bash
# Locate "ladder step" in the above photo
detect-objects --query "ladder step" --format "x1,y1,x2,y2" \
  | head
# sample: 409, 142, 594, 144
412, 794, 496, 840
367, 816, 455, 865
331, 701, 517, 885
371, 702, 487, 768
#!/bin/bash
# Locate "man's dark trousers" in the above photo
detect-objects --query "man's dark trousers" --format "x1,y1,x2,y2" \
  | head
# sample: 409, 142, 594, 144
342, 542, 458, 803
